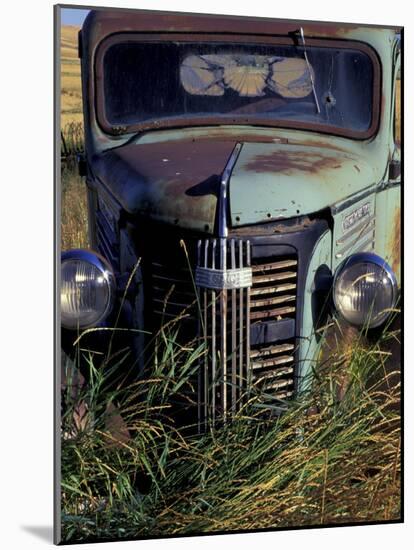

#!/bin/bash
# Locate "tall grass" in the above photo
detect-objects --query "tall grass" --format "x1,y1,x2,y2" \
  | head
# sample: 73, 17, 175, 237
61, 313, 401, 543
61, 162, 88, 250
61, 25, 83, 126
61, 123, 88, 250
61, 122, 84, 159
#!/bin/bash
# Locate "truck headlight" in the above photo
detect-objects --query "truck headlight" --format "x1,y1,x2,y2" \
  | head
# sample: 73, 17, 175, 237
333, 252, 397, 328
61, 249, 116, 330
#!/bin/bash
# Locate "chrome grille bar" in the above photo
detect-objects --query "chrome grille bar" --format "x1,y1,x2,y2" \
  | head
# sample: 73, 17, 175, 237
231, 239, 237, 414
246, 242, 251, 390
238, 240, 244, 408
196, 238, 252, 427
211, 240, 217, 424
219, 238, 228, 421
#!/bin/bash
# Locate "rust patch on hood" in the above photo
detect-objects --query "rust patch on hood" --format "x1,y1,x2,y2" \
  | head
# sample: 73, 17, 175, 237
245, 149, 348, 175
180, 131, 288, 144
292, 139, 349, 153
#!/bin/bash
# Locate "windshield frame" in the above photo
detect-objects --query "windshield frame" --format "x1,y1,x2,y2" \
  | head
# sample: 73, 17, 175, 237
94, 33, 381, 139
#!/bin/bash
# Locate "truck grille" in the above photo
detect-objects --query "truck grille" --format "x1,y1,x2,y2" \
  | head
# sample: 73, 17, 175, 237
249, 256, 297, 401
250, 341, 295, 399
250, 258, 297, 321
195, 240, 298, 427
147, 238, 298, 427
151, 260, 196, 322
96, 210, 118, 269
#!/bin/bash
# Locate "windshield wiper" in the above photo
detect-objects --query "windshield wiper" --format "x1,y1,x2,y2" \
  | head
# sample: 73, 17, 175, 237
299, 27, 321, 114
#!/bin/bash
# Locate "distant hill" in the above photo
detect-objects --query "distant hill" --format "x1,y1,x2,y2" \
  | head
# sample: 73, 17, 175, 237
61, 26, 83, 127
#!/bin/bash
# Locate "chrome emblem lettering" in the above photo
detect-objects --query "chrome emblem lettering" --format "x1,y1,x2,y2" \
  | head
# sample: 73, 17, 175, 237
342, 203, 371, 231
195, 266, 253, 290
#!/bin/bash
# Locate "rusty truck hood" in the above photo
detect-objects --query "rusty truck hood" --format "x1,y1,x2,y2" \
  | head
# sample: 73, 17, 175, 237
229, 141, 376, 226
93, 136, 375, 232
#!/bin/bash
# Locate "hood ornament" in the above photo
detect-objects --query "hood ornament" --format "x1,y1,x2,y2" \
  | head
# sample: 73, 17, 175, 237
196, 143, 252, 291
217, 142, 243, 239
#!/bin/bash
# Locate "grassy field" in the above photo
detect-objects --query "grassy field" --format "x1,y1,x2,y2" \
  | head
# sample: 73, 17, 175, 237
60, 26, 83, 127
61, 316, 400, 543
61, 162, 89, 250
60, 26, 87, 250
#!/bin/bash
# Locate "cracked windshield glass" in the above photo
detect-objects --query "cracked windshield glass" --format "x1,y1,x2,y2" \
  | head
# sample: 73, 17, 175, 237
102, 41, 374, 133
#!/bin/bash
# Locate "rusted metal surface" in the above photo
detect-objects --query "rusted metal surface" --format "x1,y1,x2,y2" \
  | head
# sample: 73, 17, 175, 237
93, 139, 238, 232
91, 130, 369, 232
229, 142, 376, 226
244, 150, 344, 174
230, 216, 315, 236
138, 128, 364, 151
82, 9, 399, 43
166, 130, 288, 144
295, 139, 350, 153
389, 207, 401, 276
373, 184, 401, 284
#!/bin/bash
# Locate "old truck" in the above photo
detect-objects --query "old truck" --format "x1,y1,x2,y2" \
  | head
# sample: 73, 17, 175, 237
61, 9, 401, 425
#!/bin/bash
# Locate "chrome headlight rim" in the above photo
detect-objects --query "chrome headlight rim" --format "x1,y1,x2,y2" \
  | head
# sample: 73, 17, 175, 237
333, 252, 398, 329
61, 249, 116, 330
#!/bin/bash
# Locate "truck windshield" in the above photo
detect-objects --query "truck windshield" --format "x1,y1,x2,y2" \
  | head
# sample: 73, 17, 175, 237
100, 40, 376, 135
